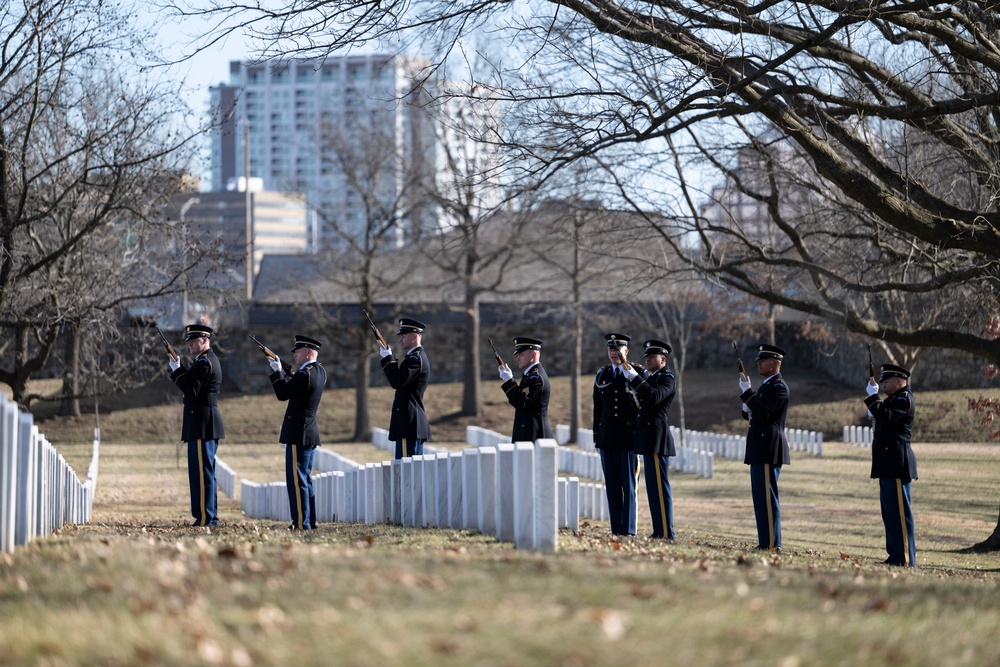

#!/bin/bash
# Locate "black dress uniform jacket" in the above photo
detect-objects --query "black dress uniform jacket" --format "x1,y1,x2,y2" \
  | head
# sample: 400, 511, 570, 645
270, 361, 327, 448
381, 345, 432, 442
740, 374, 790, 466
865, 385, 917, 481
502, 363, 553, 442
171, 349, 224, 442
629, 367, 676, 456
593, 365, 640, 451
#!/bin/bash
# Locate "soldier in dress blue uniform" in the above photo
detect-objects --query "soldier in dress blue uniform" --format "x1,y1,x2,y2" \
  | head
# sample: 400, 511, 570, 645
169, 324, 225, 527
623, 339, 677, 540
865, 363, 918, 566
739, 343, 790, 552
594, 333, 640, 536
267, 335, 327, 530
379, 318, 432, 459
499, 336, 553, 442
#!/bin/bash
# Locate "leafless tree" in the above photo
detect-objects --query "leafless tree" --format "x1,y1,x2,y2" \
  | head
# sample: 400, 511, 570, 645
523, 185, 648, 443
0, 0, 205, 411
175, 0, 1000, 359
415, 89, 530, 417
174, 1, 1000, 546
294, 105, 425, 441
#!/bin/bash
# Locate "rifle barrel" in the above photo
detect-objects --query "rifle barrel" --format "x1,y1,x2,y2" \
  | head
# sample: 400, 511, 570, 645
363, 310, 388, 349
487, 337, 504, 367
732, 341, 747, 380
156, 326, 178, 361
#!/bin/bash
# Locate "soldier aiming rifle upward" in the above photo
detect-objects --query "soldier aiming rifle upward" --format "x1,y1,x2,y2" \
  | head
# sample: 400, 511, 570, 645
156, 326, 179, 362
248, 334, 292, 374
363, 309, 388, 350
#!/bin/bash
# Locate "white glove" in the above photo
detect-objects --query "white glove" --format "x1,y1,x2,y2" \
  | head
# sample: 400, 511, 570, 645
739, 377, 751, 392
378, 345, 393, 359
168, 358, 180, 372
866, 380, 879, 396
269, 357, 282, 373
499, 364, 513, 382
623, 365, 638, 380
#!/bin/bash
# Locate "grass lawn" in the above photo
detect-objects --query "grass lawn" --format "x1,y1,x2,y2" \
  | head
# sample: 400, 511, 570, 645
3, 372, 1000, 665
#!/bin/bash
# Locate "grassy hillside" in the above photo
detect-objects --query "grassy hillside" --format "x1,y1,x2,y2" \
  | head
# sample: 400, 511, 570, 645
4, 368, 1000, 665
3, 437, 999, 666
16, 368, 1000, 446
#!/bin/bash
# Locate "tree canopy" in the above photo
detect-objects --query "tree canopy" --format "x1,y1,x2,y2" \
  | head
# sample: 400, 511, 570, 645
179, 1, 1000, 361
0, 0, 209, 408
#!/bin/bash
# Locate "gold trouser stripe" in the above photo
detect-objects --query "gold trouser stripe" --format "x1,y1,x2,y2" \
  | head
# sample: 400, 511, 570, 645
292, 444, 304, 529
764, 464, 775, 547
896, 479, 910, 566
653, 457, 668, 537
197, 439, 206, 526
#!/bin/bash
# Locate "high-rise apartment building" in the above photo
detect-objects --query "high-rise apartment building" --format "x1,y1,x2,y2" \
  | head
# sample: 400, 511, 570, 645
209, 54, 476, 248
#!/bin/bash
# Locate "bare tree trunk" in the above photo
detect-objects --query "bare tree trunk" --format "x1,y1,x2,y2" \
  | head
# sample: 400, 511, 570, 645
969, 505, 1000, 552
568, 236, 584, 444
10, 326, 31, 410
570, 302, 583, 444
675, 353, 686, 448
59, 326, 81, 417
352, 327, 372, 441
461, 290, 482, 416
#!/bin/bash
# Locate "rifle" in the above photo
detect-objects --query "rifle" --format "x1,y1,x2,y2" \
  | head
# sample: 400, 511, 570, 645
155, 326, 178, 362
248, 333, 292, 374
487, 338, 505, 367
733, 341, 748, 381
614, 341, 633, 372
363, 309, 388, 349
867, 343, 876, 383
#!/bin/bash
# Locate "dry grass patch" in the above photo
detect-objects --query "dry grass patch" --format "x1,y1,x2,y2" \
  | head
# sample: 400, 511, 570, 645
5, 437, 999, 666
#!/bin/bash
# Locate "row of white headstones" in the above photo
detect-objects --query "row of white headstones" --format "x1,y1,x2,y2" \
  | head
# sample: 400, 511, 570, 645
1, 385, 826, 555
227, 423, 803, 552
0, 392, 99, 553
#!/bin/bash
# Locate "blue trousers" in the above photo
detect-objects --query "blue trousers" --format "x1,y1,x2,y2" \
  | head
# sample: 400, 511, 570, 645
286, 444, 317, 530
880, 478, 916, 566
600, 449, 637, 536
187, 438, 219, 526
749, 463, 781, 549
643, 454, 674, 539
394, 438, 424, 460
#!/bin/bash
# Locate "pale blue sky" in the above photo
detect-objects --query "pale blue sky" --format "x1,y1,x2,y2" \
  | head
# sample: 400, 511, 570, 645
138, 6, 250, 114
